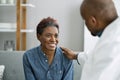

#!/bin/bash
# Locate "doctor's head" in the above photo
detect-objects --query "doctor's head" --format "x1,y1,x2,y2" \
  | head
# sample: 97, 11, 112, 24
36, 17, 59, 51
80, 0, 118, 36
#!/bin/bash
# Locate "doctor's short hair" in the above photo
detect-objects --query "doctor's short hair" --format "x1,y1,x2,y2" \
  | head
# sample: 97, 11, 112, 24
36, 17, 59, 35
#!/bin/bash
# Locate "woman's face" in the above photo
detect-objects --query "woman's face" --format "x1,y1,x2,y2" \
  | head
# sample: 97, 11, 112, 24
38, 26, 59, 51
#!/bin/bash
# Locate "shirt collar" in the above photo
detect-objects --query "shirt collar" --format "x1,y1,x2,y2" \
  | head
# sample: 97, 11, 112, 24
38, 45, 61, 67
98, 17, 120, 39
51, 47, 62, 67
96, 30, 103, 37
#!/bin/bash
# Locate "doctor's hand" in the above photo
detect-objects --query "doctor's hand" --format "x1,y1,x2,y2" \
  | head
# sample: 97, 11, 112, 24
60, 47, 77, 60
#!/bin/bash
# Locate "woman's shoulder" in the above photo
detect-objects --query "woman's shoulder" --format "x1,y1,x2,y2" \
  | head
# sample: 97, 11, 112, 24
24, 46, 39, 56
56, 46, 73, 63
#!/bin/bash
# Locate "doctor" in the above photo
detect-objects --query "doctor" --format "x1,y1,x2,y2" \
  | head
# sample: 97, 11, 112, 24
61, 0, 120, 80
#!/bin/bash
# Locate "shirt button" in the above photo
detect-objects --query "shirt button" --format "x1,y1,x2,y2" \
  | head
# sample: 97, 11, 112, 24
48, 71, 50, 73
59, 70, 62, 74
45, 60, 48, 62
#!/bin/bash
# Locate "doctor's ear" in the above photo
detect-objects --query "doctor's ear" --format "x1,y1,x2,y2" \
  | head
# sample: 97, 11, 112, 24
90, 16, 97, 26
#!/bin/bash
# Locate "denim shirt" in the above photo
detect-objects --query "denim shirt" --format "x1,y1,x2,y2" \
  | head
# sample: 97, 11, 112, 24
23, 45, 73, 80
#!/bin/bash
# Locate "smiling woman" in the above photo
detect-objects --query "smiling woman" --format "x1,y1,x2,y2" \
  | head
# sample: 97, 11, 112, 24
36, 17, 59, 57
23, 17, 74, 80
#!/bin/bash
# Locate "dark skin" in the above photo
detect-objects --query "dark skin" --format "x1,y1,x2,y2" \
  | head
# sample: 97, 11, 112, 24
37, 26, 59, 65
61, 0, 118, 60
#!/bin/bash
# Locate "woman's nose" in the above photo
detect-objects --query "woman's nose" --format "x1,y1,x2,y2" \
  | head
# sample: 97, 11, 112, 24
50, 36, 56, 42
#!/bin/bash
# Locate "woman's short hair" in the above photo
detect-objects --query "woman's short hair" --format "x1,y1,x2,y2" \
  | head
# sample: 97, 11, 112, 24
37, 17, 59, 35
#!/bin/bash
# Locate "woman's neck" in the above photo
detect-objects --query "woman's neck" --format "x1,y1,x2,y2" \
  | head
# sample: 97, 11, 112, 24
42, 48, 55, 65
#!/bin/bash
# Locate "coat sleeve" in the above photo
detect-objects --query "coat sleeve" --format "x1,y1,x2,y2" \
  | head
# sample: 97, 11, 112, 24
77, 52, 88, 68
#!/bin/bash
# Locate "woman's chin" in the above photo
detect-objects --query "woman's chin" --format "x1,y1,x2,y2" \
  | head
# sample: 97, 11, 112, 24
49, 47, 56, 51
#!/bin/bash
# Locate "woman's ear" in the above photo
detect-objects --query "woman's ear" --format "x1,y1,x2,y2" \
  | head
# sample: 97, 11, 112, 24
37, 33, 41, 41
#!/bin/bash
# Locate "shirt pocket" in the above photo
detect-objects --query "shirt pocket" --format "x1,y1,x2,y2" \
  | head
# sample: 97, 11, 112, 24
55, 70, 63, 80
50, 67, 64, 80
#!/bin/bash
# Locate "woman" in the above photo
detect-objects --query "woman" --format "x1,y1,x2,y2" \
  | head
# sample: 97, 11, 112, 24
23, 17, 73, 80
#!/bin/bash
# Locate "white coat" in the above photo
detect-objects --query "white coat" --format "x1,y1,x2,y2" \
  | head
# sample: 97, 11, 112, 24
114, 0, 120, 16
78, 17, 120, 80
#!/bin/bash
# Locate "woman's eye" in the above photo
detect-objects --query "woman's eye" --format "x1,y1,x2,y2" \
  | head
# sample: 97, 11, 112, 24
55, 34, 58, 38
45, 34, 58, 38
46, 34, 51, 37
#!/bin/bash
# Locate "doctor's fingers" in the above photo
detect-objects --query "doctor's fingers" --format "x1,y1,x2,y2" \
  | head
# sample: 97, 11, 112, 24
60, 47, 76, 60
60, 47, 73, 53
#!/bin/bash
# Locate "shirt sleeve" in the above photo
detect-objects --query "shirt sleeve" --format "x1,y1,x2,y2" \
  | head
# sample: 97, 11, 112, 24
23, 53, 35, 80
77, 52, 88, 68
62, 60, 74, 80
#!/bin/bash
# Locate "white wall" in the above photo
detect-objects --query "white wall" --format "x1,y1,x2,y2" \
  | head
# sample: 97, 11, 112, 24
26, 0, 120, 51
26, 0, 84, 51
0, 0, 120, 51
0, 0, 84, 51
